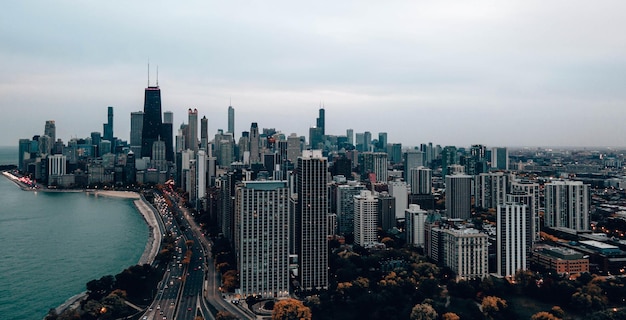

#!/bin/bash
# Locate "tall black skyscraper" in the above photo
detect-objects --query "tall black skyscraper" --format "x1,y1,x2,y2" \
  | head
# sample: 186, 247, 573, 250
141, 86, 162, 159
316, 107, 325, 136
103, 106, 113, 142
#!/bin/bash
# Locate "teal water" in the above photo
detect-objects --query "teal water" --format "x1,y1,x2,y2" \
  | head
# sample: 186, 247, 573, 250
0, 176, 149, 319
0, 146, 17, 165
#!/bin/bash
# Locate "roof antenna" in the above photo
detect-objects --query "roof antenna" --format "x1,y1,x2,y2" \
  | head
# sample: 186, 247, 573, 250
147, 60, 150, 87
230, 96, 232, 106
156, 65, 159, 87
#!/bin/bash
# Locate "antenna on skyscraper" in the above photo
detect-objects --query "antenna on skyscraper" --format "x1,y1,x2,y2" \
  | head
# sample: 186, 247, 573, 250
147, 59, 150, 87
156, 65, 159, 87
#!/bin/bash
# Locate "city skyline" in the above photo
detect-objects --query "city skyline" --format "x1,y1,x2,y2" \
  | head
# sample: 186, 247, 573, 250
3, 1, 626, 147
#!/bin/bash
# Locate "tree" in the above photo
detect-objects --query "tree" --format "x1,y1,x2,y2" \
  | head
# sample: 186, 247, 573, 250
481, 296, 507, 319
550, 306, 565, 318
531, 311, 560, 320
442, 312, 460, 320
215, 311, 238, 320
409, 303, 438, 320
272, 299, 312, 320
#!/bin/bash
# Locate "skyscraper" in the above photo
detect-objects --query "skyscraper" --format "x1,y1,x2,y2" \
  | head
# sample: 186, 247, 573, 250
336, 182, 366, 235
475, 172, 508, 210
544, 180, 590, 232
249, 123, 260, 164
163, 111, 173, 124
445, 174, 473, 220
497, 202, 529, 277
103, 106, 114, 142
360, 152, 388, 182
409, 167, 432, 195
187, 108, 198, 153
44, 120, 56, 143
346, 129, 354, 145
405, 204, 428, 247
316, 107, 325, 136
141, 85, 162, 159
228, 105, 235, 136
404, 150, 424, 181
236, 181, 290, 299
354, 190, 378, 247
296, 150, 328, 291
130, 111, 144, 156
200, 116, 208, 152
491, 147, 509, 170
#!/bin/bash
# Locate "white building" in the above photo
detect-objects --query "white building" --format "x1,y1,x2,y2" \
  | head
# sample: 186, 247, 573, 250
405, 204, 428, 247
441, 228, 489, 280
497, 202, 529, 277
389, 180, 409, 219
236, 181, 290, 299
409, 166, 432, 195
354, 190, 378, 246
544, 180, 590, 232
475, 172, 508, 210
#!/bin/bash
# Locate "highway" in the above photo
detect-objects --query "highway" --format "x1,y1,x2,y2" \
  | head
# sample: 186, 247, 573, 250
166, 192, 256, 320
138, 191, 256, 320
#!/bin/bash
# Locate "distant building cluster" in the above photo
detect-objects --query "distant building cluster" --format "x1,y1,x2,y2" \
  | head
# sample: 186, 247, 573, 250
18, 80, 626, 298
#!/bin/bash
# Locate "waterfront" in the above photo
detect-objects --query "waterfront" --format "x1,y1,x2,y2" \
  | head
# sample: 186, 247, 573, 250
0, 174, 149, 319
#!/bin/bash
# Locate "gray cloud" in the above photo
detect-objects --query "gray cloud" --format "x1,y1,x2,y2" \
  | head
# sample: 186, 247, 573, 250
2, 1, 626, 148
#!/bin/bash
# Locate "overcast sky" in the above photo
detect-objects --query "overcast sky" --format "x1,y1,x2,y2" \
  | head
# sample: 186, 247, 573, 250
1, 1, 626, 148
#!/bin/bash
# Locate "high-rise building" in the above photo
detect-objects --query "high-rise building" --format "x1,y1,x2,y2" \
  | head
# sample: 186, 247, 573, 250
336, 182, 366, 235
544, 180, 590, 232
286, 133, 301, 163
405, 204, 428, 247
200, 116, 208, 152
441, 146, 458, 177
187, 108, 198, 153
354, 190, 378, 247
130, 111, 144, 155
346, 129, 354, 145
44, 120, 56, 143
316, 107, 325, 136
404, 150, 424, 181
249, 123, 260, 164
296, 150, 328, 291
378, 132, 387, 150
228, 105, 235, 136
163, 111, 173, 124
389, 180, 408, 219
445, 174, 473, 220
363, 131, 372, 152
18, 138, 31, 171
409, 166, 432, 195
151, 138, 167, 171
377, 193, 396, 232
497, 202, 530, 277
389, 143, 402, 164
48, 154, 67, 177
103, 106, 114, 142
197, 150, 207, 203
491, 147, 509, 170
475, 172, 508, 210
440, 228, 489, 280
236, 181, 290, 299
141, 85, 162, 159
510, 180, 540, 242
465, 144, 487, 176
360, 152, 388, 182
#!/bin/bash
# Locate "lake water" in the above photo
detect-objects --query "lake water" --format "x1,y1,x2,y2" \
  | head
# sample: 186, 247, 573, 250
0, 148, 149, 319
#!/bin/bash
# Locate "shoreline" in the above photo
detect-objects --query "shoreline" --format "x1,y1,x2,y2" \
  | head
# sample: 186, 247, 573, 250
0, 173, 163, 318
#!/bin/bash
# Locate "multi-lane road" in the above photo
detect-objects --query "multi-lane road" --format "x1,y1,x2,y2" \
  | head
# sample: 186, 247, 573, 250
139, 191, 255, 320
